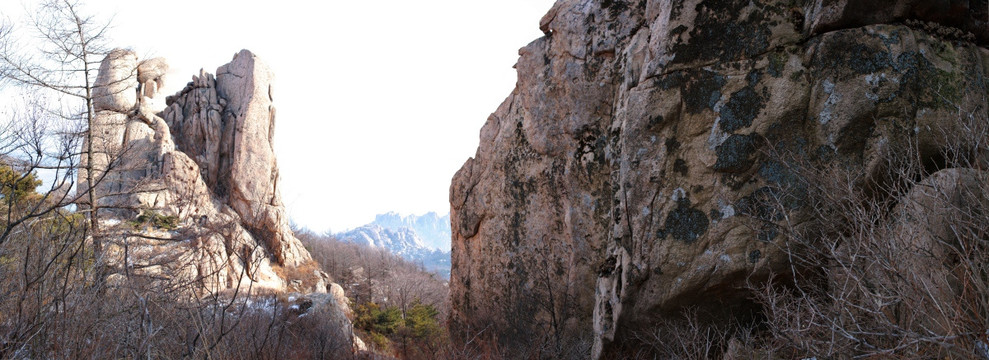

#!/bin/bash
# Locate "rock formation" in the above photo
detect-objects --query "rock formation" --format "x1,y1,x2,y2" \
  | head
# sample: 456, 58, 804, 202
449, 0, 988, 357
81, 50, 358, 349
164, 50, 310, 267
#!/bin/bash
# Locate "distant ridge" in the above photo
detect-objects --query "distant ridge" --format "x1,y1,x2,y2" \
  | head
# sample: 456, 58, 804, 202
371, 211, 451, 251
336, 212, 451, 278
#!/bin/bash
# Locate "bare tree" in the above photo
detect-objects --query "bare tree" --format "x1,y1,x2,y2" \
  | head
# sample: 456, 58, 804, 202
0, 0, 120, 265
0, 2, 369, 358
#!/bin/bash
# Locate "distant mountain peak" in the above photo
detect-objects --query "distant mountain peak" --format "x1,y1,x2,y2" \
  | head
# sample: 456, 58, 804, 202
371, 211, 451, 251
336, 212, 452, 278
340, 224, 426, 256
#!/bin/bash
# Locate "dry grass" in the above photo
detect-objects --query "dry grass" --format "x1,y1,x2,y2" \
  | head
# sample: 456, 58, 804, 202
272, 259, 325, 292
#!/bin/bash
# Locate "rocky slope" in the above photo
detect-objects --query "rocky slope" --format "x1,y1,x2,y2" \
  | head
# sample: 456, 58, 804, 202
81, 49, 362, 350
449, 0, 988, 357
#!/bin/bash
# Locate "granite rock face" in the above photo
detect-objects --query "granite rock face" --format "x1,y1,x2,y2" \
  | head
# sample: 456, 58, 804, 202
449, 0, 989, 357
83, 49, 318, 293
83, 48, 365, 352
137, 57, 168, 99
92, 49, 139, 113
165, 50, 309, 267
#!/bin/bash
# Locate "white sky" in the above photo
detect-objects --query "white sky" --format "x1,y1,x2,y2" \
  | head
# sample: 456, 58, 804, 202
2, 1, 556, 232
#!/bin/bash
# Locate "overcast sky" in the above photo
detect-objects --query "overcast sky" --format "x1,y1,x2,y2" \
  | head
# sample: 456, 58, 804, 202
2, 0, 556, 232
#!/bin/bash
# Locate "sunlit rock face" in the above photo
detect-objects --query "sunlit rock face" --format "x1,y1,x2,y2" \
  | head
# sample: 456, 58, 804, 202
83, 49, 321, 294
165, 50, 312, 268
448, 0, 988, 357
82, 48, 366, 353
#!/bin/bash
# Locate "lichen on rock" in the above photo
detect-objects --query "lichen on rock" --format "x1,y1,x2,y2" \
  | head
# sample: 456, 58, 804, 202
448, 1, 989, 358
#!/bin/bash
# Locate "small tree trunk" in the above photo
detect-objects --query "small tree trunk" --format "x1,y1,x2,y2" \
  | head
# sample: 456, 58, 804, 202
72, 4, 102, 282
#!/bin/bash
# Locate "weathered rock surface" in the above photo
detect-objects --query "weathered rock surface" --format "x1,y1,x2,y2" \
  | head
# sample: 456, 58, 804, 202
164, 50, 309, 267
83, 47, 366, 352
449, 0, 989, 357
137, 57, 168, 99
83, 49, 331, 298
92, 49, 139, 112
806, 0, 989, 44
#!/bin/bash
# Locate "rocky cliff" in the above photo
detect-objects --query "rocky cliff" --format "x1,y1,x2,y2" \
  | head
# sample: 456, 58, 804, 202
81, 50, 358, 346
449, 0, 988, 357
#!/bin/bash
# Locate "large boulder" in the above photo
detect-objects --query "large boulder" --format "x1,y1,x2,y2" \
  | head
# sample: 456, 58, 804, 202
216, 50, 309, 267
137, 57, 168, 98
885, 168, 989, 331
82, 47, 366, 358
93, 49, 139, 112
448, 0, 989, 358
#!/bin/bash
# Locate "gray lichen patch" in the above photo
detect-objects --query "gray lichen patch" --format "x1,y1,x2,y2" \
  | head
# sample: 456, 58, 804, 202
720, 85, 765, 133
682, 70, 727, 114
713, 134, 757, 173
669, 1, 772, 66
673, 158, 689, 176
812, 30, 894, 80
748, 249, 761, 264
658, 198, 710, 243
767, 51, 786, 77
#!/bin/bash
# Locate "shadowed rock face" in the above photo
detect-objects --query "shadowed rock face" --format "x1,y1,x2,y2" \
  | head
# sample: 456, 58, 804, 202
449, 0, 988, 357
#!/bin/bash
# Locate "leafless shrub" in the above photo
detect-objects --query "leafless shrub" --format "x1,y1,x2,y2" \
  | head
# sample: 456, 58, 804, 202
446, 237, 592, 360
298, 229, 453, 359
297, 229, 449, 317
750, 97, 989, 358
622, 307, 763, 360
